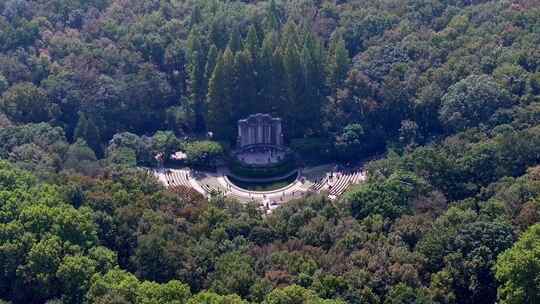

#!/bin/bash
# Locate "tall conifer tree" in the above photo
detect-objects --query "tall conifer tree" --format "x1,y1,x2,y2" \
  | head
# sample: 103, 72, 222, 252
258, 33, 277, 113
327, 33, 350, 92
234, 50, 257, 117
265, 0, 280, 30
228, 26, 242, 53
244, 26, 260, 60
205, 45, 219, 83
282, 39, 306, 138
187, 28, 207, 132
206, 49, 235, 140
301, 35, 325, 136
74, 112, 101, 156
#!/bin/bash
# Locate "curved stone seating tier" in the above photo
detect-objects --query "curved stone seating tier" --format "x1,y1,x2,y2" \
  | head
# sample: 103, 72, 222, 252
309, 176, 328, 192
166, 170, 191, 188
200, 182, 218, 194
324, 170, 365, 198
154, 169, 206, 196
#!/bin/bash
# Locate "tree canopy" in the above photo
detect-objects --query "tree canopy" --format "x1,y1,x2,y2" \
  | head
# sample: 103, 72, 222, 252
1, 0, 540, 303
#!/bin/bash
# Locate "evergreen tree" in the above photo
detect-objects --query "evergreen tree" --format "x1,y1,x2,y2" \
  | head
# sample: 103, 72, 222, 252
270, 47, 287, 116
234, 50, 257, 117
74, 112, 101, 156
265, 0, 280, 31
244, 26, 260, 60
164, 41, 187, 100
85, 116, 101, 157
189, 4, 202, 27
73, 112, 88, 142
228, 26, 242, 53
187, 28, 207, 132
300, 34, 326, 136
205, 45, 219, 83
258, 33, 277, 113
282, 39, 306, 138
281, 20, 299, 50
327, 33, 350, 92
209, 17, 227, 49
206, 49, 235, 140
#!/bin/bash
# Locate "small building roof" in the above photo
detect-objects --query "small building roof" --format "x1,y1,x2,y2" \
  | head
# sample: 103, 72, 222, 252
171, 151, 187, 160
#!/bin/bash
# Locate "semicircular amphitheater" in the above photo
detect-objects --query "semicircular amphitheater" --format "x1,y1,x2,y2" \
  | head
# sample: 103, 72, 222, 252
152, 113, 366, 213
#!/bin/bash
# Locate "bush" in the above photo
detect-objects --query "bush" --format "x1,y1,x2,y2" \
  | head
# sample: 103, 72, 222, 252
290, 138, 334, 164
184, 140, 224, 167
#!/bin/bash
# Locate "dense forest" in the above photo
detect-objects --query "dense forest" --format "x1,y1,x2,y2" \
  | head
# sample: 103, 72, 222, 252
1, 0, 540, 303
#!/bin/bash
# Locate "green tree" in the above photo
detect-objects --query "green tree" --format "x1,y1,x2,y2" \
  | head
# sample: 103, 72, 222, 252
384, 283, 430, 304
244, 26, 260, 60
187, 28, 207, 132
495, 223, 540, 304
73, 112, 101, 156
184, 140, 224, 167
282, 38, 305, 138
263, 285, 345, 304
0, 82, 56, 123
86, 268, 140, 304
310, 274, 348, 299
16, 236, 64, 302
88, 269, 191, 304
300, 34, 325, 136
234, 50, 257, 117
152, 130, 180, 160
137, 280, 191, 304
447, 221, 514, 303
205, 45, 219, 87
228, 26, 242, 53
63, 139, 99, 175
187, 291, 247, 304
258, 32, 277, 113
206, 49, 235, 140
327, 33, 350, 92
264, 0, 281, 30
335, 124, 366, 160
439, 75, 511, 131
131, 222, 185, 283
211, 252, 256, 298
346, 170, 427, 219
56, 255, 98, 304
105, 132, 153, 166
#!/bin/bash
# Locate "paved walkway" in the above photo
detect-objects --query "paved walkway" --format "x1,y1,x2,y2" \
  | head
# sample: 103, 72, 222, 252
153, 163, 366, 212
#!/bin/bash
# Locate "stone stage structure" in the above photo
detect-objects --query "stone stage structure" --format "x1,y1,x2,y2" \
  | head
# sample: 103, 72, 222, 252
237, 113, 283, 148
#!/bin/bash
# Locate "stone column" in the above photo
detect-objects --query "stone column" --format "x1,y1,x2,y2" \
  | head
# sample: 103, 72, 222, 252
275, 121, 282, 146
272, 124, 277, 145
257, 123, 262, 144
242, 125, 248, 147
238, 122, 243, 147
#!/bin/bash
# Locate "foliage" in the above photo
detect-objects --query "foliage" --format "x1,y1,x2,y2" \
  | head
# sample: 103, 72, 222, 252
439, 75, 512, 132
495, 223, 540, 304
0, 82, 56, 123
1, 0, 540, 303
263, 285, 345, 304
184, 140, 224, 167
346, 170, 428, 219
